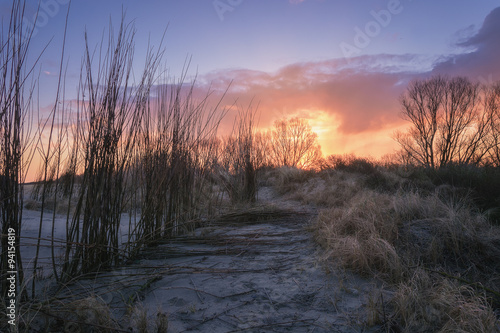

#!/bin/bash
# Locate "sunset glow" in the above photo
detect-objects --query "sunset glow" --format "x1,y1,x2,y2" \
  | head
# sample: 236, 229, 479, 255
3, 0, 500, 180
3, 3, 500, 328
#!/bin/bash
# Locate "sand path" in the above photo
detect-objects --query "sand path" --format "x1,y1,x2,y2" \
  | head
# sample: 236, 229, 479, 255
125, 191, 377, 332
30, 189, 379, 332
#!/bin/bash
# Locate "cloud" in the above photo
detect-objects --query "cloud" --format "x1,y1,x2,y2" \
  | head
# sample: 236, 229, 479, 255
200, 54, 429, 136
432, 7, 500, 83
191, 55, 421, 158
152, 7, 500, 159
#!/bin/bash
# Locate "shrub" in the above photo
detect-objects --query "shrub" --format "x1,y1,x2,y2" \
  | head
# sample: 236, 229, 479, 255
312, 191, 403, 281
425, 164, 500, 224
392, 269, 497, 333
394, 188, 490, 266
324, 154, 377, 174
266, 166, 316, 195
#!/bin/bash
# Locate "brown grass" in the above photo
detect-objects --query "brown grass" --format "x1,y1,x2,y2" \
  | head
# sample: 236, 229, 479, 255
312, 190, 402, 281
16, 295, 170, 332
392, 269, 497, 333
301, 167, 500, 332
393, 188, 491, 266
129, 303, 169, 333
267, 167, 365, 207
63, 297, 115, 332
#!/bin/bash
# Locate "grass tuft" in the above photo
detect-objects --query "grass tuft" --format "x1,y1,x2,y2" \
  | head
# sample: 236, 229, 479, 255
312, 190, 402, 281
392, 269, 497, 333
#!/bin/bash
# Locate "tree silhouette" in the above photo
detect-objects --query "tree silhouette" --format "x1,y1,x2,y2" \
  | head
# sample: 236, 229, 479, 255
485, 82, 500, 166
268, 117, 322, 169
395, 75, 493, 168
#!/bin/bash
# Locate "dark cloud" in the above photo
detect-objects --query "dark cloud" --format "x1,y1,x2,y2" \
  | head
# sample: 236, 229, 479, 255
433, 7, 500, 82
460, 7, 500, 49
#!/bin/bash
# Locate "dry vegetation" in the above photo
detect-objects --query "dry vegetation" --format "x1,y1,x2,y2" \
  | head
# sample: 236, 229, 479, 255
267, 157, 500, 332
2, 1, 500, 332
0, 2, 326, 331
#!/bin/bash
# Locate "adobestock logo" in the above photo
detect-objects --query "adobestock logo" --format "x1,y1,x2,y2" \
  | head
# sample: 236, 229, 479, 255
213, 0, 244, 21
340, 0, 410, 59
478, 74, 496, 86
22, 0, 70, 38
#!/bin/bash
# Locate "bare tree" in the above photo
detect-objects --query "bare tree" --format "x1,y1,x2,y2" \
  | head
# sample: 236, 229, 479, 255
253, 131, 271, 169
268, 117, 322, 169
485, 82, 500, 166
395, 76, 492, 168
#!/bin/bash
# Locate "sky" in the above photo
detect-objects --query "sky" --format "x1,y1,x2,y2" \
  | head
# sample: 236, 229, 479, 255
2, 0, 500, 170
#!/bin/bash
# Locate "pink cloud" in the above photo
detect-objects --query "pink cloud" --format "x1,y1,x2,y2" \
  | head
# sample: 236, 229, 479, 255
65, 7, 494, 161
199, 54, 424, 136
195, 7, 500, 158
186, 56, 419, 158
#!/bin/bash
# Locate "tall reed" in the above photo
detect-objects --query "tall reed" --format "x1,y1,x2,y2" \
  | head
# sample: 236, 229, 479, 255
217, 105, 259, 203
60, 16, 162, 280
0, 0, 38, 301
31, 0, 71, 294
132, 69, 227, 248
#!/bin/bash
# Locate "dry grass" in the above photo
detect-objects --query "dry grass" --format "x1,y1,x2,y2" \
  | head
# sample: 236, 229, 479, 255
392, 269, 498, 333
309, 169, 497, 277
302, 167, 500, 332
393, 188, 491, 266
129, 303, 169, 333
16, 296, 118, 333
266, 167, 365, 207
264, 166, 317, 195
24, 197, 74, 215
15, 296, 170, 332
62, 297, 115, 332
312, 190, 402, 281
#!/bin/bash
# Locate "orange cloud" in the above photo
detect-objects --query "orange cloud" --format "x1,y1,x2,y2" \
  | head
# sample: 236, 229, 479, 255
30, 6, 500, 177
194, 4, 500, 159
195, 55, 426, 158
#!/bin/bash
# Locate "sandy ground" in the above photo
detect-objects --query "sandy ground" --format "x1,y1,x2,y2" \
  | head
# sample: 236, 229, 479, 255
133, 212, 379, 332
20, 187, 383, 332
